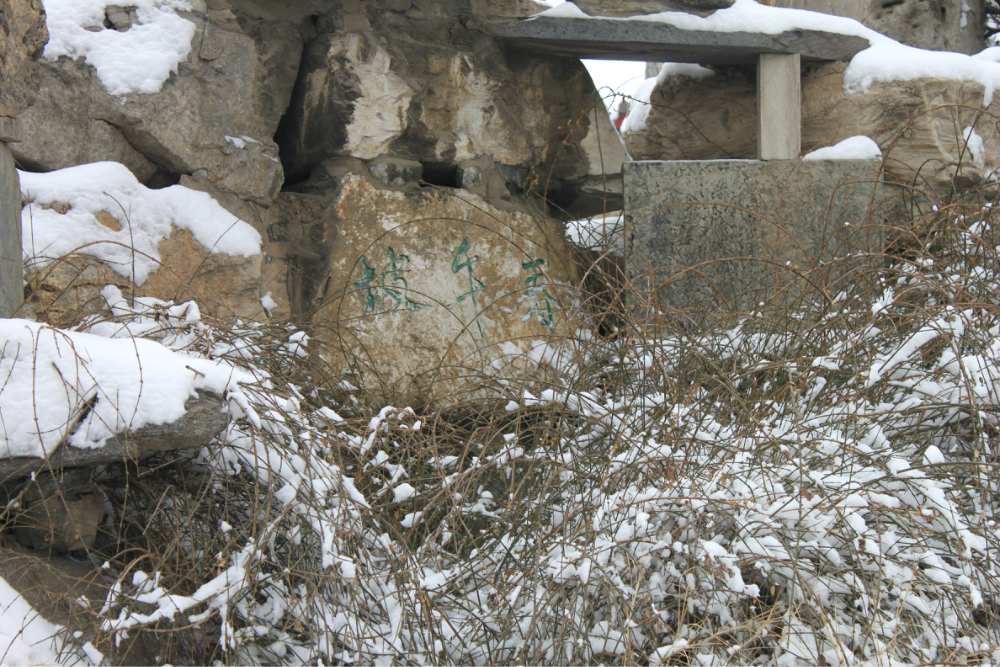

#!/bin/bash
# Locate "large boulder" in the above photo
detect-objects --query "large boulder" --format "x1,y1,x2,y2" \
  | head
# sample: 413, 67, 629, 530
10, 0, 301, 204
274, 0, 628, 218
19, 161, 269, 324
766, 1, 985, 54
292, 171, 577, 408
621, 64, 1000, 215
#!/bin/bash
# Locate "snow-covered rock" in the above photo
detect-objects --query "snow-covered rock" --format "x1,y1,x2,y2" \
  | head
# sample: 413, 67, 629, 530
622, 62, 999, 209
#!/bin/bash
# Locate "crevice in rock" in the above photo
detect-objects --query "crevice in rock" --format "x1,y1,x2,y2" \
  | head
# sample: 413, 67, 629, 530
273, 20, 327, 189
144, 171, 182, 190
419, 161, 461, 188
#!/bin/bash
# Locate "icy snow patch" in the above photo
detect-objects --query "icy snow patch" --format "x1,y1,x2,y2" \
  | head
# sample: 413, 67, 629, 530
0, 577, 68, 666
0, 319, 246, 457
538, 1, 999, 105
393, 483, 417, 503
20, 162, 261, 285
973, 46, 1000, 62
962, 126, 986, 166
803, 136, 882, 161
566, 212, 624, 251
41, 0, 197, 96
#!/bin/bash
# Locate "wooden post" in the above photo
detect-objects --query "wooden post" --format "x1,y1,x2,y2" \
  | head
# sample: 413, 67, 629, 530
757, 53, 801, 160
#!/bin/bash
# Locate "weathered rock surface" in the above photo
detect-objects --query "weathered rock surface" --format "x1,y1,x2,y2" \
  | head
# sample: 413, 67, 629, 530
12, 469, 104, 552
625, 159, 884, 327
0, 390, 227, 483
21, 227, 265, 324
0, 143, 21, 317
765, 0, 985, 55
0, 536, 161, 663
274, 0, 628, 217
304, 174, 576, 407
0, 0, 48, 117
10, 0, 298, 204
574, 0, 735, 17
622, 64, 1000, 210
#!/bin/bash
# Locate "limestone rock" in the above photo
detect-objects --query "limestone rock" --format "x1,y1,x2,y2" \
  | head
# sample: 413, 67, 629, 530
274, 0, 628, 217
765, 0, 985, 54
141, 228, 265, 321
13, 470, 104, 553
621, 64, 1000, 210
573, 0, 735, 17
20, 255, 131, 327
469, 0, 552, 17
0, 0, 48, 116
308, 174, 577, 408
10, 0, 298, 204
22, 228, 265, 326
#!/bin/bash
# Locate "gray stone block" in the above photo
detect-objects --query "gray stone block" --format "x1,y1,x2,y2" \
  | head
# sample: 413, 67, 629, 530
624, 159, 884, 327
0, 142, 22, 318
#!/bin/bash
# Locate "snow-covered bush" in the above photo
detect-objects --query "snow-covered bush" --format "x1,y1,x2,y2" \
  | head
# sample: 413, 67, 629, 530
59, 185, 996, 667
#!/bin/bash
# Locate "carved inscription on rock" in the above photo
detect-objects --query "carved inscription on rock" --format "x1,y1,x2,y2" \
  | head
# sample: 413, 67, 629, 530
312, 176, 575, 406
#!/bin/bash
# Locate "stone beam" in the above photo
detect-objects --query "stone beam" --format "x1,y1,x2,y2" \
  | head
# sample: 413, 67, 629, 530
472, 17, 869, 65
757, 53, 801, 160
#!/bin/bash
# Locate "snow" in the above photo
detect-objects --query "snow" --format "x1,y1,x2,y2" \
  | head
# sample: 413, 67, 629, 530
566, 212, 624, 251
41, 0, 197, 96
20, 162, 261, 285
392, 483, 416, 503
963, 126, 986, 166
0, 577, 68, 666
260, 292, 279, 315
0, 316, 246, 457
225, 135, 262, 150
803, 135, 882, 161
538, 0, 1000, 105
973, 45, 1000, 61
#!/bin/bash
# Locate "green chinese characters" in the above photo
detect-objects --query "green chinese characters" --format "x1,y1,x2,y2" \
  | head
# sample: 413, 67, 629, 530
354, 247, 429, 314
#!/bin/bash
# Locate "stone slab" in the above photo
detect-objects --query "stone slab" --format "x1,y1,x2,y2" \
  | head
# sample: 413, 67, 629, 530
624, 159, 884, 326
471, 17, 869, 64
0, 390, 227, 484
0, 143, 22, 317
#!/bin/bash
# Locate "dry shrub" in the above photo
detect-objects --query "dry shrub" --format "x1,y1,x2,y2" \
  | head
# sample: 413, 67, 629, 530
11, 106, 996, 666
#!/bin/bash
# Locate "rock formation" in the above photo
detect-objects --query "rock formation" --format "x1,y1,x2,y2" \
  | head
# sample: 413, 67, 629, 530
765, 0, 986, 55
621, 62, 999, 218
5, 0, 627, 405
573, 1, 735, 18
3, 0, 996, 404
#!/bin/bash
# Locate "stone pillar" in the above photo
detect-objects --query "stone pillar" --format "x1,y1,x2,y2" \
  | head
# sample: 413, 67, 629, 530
757, 53, 801, 161
0, 118, 22, 318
